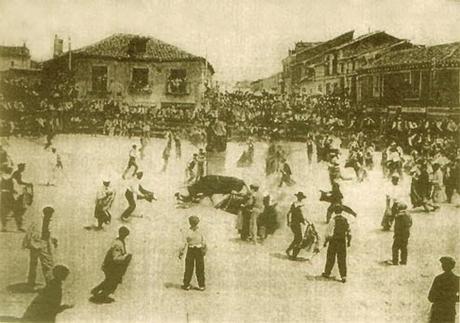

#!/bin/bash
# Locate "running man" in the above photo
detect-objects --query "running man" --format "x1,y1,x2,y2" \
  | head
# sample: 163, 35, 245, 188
122, 144, 139, 179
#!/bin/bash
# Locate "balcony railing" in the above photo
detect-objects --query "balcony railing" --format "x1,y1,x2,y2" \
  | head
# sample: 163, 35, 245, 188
128, 82, 152, 95
166, 80, 190, 96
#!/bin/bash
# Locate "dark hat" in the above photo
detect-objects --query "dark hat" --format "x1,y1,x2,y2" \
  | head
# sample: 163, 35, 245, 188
42, 206, 55, 215
249, 184, 259, 190
18, 163, 26, 167
119, 226, 130, 237
439, 256, 456, 268
52, 265, 70, 280
188, 215, 200, 227
294, 192, 306, 199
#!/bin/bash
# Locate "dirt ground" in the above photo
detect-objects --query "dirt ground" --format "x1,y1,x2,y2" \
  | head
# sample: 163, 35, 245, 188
0, 134, 458, 323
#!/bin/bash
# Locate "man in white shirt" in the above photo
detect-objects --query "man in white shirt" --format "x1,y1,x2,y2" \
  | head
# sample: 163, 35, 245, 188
120, 171, 155, 221
179, 216, 206, 291
122, 144, 139, 179
94, 178, 115, 229
382, 174, 406, 230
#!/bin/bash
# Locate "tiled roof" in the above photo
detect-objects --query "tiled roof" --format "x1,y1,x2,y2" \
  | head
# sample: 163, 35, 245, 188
294, 42, 323, 52
53, 33, 213, 72
0, 45, 30, 58
337, 31, 402, 59
366, 42, 460, 69
295, 31, 354, 65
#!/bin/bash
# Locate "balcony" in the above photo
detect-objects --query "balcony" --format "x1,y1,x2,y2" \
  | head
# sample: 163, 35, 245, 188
166, 79, 190, 96
128, 82, 152, 95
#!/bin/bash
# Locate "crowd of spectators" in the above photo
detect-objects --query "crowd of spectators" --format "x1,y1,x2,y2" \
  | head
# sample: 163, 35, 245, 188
1, 76, 459, 153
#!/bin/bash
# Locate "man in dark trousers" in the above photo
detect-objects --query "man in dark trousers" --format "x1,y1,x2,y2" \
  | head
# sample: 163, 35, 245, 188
122, 144, 139, 179
391, 202, 412, 265
279, 158, 295, 187
120, 171, 155, 221
322, 205, 351, 283
90, 226, 132, 303
285, 192, 306, 260
179, 216, 206, 291
22, 206, 57, 288
428, 256, 459, 323
22, 265, 73, 323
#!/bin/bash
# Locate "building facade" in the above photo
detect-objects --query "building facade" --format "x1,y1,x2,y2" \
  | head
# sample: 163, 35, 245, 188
43, 34, 214, 109
250, 72, 283, 93
357, 42, 460, 112
0, 45, 31, 72
282, 31, 413, 101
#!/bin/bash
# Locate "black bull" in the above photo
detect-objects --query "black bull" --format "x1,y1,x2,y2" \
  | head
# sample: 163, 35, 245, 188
181, 175, 247, 201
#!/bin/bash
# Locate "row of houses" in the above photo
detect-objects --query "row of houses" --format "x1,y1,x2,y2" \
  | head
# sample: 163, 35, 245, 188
0, 34, 214, 109
253, 30, 459, 112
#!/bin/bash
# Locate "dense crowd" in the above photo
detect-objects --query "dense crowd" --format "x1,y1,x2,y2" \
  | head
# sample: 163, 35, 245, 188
1, 76, 459, 153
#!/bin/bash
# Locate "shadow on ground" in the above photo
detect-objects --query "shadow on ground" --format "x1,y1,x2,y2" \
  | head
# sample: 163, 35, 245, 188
6, 283, 37, 294
0, 316, 21, 322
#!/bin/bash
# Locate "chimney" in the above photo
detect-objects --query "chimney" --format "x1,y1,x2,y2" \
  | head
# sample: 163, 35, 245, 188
53, 34, 64, 57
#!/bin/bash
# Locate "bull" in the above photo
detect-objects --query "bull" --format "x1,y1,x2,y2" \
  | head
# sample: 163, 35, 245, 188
175, 175, 248, 205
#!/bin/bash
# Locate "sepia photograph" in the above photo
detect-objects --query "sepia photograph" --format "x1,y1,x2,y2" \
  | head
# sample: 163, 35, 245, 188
0, 0, 459, 322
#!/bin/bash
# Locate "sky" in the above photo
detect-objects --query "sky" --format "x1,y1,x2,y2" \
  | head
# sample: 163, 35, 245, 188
1, 0, 459, 83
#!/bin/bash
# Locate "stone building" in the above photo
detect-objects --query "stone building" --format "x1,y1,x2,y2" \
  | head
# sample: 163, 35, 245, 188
43, 33, 214, 109
357, 42, 460, 112
0, 45, 31, 72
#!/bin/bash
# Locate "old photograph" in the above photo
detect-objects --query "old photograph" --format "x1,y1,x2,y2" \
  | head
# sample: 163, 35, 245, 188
0, 0, 459, 322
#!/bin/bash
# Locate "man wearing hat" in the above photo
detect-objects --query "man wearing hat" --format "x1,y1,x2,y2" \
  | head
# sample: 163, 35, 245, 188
428, 256, 459, 323
122, 144, 139, 179
94, 177, 116, 230
179, 216, 206, 291
285, 192, 307, 260
391, 202, 412, 265
22, 206, 57, 287
322, 205, 351, 283
91, 226, 132, 303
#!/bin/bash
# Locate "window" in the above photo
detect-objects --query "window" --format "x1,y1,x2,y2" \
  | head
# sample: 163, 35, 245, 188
92, 66, 108, 92
318, 84, 322, 93
372, 75, 380, 97
132, 68, 149, 87
167, 69, 188, 94
11, 61, 14, 67
409, 71, 420, 98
